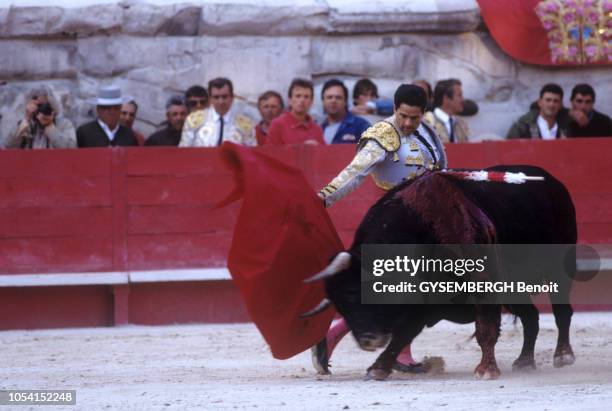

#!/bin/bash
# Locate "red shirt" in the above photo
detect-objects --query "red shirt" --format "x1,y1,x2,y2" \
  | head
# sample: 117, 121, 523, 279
266, 112, 324, 146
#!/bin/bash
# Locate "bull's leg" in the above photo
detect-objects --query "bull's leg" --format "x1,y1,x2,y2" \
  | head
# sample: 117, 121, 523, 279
507, 303, 539, 371
551, 274, 575, 367
474, 304, 501, 379
552, 303, 574, 367
365, 322, 425, 381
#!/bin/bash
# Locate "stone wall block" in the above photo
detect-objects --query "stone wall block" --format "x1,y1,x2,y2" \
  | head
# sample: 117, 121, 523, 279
3, 7, 64, 37
0, 40, 77, 80
2, 4, 123, 38
310, 36, 414, 80
327, 0, 480, 33
199, 2, 329, 36
123, 2, 201, 36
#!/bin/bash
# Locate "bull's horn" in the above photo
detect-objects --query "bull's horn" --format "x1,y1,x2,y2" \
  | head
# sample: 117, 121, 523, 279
304, 251, 352, 283
300, 298, 332, 318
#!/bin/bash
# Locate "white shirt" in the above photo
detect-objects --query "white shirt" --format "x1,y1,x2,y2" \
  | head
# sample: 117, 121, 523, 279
323, 122, 341, 144
97, 119, 119, 141
536, 115, 558, 140
434, 107, 453, 138
212, 109, 231, 143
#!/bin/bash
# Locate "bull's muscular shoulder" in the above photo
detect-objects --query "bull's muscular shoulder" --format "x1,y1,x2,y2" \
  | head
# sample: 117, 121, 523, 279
359, 121, 400, 152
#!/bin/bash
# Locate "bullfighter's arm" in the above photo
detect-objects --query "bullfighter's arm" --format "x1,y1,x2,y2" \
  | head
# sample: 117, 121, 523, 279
319, 140, 387, 207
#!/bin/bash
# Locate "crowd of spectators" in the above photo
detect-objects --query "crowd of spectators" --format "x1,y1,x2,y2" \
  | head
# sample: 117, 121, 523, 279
1, 78, 610, 150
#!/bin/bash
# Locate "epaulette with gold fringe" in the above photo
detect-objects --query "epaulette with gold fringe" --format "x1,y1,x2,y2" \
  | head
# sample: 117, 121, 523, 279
186, 109, 207, 129
358, 121, 400, 153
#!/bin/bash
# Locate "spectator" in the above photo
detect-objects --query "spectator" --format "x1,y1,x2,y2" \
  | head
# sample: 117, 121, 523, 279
145, 96, 188, 146
255, 90, 284, 145
320, 78, 370, 144
507, 83, 568, 139
3, 87, 76, 149
120, 100, 145, 146
180, 77, 255, 147
415, 78, 479, 116
266, 78, 324, 145
185, 85, 209, 113
567, 83, 612, 138
77, 85, 138, 147
423, 79, 470, 143
413, 79, 434, 112
350, 78, 394, 117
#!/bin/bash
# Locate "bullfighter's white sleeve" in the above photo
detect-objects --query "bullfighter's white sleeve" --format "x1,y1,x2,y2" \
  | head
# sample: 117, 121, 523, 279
319, 140, 387, 207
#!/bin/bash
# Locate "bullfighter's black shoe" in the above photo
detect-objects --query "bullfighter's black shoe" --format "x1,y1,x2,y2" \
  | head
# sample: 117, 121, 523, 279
311, 338, 331, 375
392, 361, 428, 373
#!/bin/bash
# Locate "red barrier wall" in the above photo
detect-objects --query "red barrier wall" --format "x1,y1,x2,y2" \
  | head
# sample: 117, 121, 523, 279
1, 139, 611, 328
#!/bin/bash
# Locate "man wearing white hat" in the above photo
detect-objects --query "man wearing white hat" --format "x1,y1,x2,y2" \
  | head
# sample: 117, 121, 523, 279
77, 85, 139, 147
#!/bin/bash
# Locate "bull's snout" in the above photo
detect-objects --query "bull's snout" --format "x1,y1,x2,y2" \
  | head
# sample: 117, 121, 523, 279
357, 332, 391, 351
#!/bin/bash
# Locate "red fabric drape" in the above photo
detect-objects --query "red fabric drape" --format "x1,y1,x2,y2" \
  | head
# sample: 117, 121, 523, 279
477, 0, 611, 66
219, 142, 341, 359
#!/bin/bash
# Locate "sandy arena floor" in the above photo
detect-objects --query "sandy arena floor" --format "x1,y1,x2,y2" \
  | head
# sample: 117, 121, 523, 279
1, 312, 611, 410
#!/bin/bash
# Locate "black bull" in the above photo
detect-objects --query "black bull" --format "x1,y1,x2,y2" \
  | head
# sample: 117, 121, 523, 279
305, 165, 577, 380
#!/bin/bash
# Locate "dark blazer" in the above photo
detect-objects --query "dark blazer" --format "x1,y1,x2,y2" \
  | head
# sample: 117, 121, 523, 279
77, 120, 138, 148
145, 126, 181, 146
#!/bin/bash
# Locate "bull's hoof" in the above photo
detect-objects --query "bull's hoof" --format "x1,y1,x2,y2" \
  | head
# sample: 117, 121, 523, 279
553, 344, 575, 368
474, 363, 500, 380
365, 367, 391, 381
512, 356, 536, 371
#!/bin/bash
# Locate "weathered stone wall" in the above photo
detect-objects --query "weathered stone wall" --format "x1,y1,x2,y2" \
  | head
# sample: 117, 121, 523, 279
0, 0, 610, 142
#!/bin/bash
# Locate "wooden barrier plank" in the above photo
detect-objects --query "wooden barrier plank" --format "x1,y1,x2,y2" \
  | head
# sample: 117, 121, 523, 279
0, 286, 113, 329
128, 281, 249, 324
578, 223, 612, 243
574, 194, 612, 223
126, 175, 234, 206
0, 207, 113, 238
0, 148, 111, 178
126, 147, 228, 175
127, 232, 232, 269
0, 236, 114, 274
127, 205, 239, 234
0, 177, 111, 208
111, 149, 128, 271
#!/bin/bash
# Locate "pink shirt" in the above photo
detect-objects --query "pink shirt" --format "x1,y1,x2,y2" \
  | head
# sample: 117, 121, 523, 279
266, 112, 324, 146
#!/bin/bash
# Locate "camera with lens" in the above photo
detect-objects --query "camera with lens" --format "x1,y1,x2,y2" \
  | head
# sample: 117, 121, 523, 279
36, 102, 54, 117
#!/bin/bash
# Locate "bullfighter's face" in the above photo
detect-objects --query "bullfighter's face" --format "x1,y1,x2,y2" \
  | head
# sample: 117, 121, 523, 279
394, 103, 423, 136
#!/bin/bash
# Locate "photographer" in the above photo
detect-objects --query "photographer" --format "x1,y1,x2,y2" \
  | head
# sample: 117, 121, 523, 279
4, 88, 76, 149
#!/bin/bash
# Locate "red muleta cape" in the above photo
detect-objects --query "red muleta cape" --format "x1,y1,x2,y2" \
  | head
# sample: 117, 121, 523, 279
219, 142, 341, 359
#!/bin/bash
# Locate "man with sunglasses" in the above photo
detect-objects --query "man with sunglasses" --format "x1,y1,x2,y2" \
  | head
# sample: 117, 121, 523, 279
185, 85, 209, 113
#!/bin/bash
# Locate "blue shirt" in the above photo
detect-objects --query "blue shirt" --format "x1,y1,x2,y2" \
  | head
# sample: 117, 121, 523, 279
320, 112, 371, 144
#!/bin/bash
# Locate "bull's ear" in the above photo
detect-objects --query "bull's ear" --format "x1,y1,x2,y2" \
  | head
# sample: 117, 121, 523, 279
304, 251, 352, 283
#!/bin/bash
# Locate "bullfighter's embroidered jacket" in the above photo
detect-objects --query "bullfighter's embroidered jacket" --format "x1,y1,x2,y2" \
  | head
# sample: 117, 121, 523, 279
319, 115, 447, 207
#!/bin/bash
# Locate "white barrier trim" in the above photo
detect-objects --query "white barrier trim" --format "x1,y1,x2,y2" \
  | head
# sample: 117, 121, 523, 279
0, 260, 609, 287
0, 268, 231, 287
129, 268, 232, 283
0, 272, 129, 287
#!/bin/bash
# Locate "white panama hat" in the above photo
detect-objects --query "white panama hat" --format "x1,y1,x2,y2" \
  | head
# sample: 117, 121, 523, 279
89, 85, 133, 106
